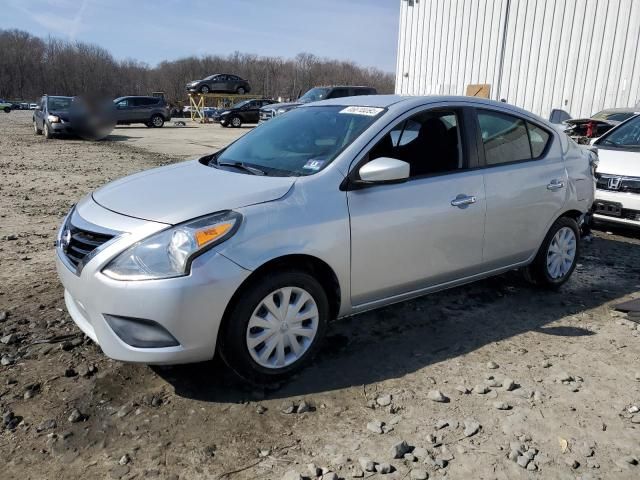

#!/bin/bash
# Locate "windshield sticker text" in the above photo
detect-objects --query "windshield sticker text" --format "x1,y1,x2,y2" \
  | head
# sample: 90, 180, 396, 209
339, 106, 384, 116
303, 160, 325, 171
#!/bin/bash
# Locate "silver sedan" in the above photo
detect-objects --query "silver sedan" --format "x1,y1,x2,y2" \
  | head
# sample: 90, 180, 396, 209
56, 95, 595, 383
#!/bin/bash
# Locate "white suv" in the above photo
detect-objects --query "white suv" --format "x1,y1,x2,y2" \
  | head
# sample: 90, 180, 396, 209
592, 114, 640, 227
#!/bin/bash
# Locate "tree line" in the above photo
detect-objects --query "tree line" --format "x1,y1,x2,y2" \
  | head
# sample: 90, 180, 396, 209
0, 29, 395, 105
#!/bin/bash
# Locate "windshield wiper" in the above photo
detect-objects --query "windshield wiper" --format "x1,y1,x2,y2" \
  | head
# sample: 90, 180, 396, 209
217, 161, 266, 176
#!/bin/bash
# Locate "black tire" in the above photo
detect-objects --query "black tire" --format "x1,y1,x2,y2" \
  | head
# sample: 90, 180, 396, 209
3, 107, 10, 113
43, 122, 53, 139
230, 116, 242, 128
33, 120, 42, 135
150, 114, 164, 128
200, 85, 210, 94
219, 270, 329, 384
236, 87, 246, 95
524, 216, 580, 289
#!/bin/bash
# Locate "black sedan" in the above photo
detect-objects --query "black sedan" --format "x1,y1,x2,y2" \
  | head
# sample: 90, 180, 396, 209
185, 74, 251, 95
214, 99, 277, 127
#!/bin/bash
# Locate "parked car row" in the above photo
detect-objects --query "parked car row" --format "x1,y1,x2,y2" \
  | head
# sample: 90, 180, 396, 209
259, 86, 377, 122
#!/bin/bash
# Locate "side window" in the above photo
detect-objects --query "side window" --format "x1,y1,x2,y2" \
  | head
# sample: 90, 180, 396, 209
116, 99, 129, 108
369, 110, 463, 177
527, 122, 550, 157
328, 88, 350, 99
477, 110, 531, 165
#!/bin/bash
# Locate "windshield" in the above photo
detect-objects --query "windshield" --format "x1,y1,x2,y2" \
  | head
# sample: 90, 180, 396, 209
597, 115, 640, 149
214, 105, 384, 176
592, 110, 637, 122
204, 75, 217, 81
232, 100, 251, 109
47, 97, 73, 111
298, 87, 330, 104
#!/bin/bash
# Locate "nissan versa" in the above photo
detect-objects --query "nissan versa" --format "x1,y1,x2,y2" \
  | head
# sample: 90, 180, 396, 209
56, 95, 595, 383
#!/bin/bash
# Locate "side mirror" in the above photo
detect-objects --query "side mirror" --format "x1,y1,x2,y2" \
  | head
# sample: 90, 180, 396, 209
358, 157, 410, 183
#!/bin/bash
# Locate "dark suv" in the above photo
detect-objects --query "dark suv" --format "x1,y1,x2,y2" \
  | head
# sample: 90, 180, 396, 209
186, 74, 251, 95
259, 85, 377, 122
213, 99, 277, 127
113, 96, 171, 127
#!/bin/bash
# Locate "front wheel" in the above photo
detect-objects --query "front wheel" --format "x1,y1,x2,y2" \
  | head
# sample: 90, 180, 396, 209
219, 270, 329, 384
230, 116, 242, 128
200, 85, 210, 94
524, 216, 579, 288
33, 120, 42, 135
3, 107, 10, 113
43, 122, 53, 139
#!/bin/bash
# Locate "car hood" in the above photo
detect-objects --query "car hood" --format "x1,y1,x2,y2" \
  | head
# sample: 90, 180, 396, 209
261, 102, 301, 111
596, 148, 640, 177
92, 159, 296, 225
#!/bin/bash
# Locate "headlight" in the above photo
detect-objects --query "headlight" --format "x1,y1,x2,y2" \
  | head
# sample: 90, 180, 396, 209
102, 211, 241, 281
47, 115, 60, 123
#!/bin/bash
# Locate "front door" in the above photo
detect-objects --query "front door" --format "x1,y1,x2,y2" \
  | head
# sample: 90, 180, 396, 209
347, 107, 486, 306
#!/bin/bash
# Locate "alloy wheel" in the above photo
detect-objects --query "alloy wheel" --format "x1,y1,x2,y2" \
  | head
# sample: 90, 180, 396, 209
246, 287, 319, 369
231, 117, 241, 127
152, 116, 163, 127
546, 227, 576, 279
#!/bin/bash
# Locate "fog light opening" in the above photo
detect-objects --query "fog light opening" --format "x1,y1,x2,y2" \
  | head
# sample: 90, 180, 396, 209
104, 315, 180, 348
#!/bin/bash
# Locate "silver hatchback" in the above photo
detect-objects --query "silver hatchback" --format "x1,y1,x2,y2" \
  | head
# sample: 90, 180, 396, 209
56, 95, 595, 383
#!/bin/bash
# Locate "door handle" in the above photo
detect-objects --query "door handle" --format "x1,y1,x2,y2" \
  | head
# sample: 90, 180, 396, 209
451, 194, 477, 208
547, 179, 565, 191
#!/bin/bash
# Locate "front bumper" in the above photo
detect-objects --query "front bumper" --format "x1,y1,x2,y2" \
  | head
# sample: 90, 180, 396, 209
593, 189, 640, 227
55, 202, 251, 364
49, 122, 74, 134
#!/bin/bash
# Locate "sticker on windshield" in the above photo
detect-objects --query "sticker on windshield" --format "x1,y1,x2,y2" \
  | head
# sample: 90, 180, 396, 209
339, 106, 384, 116
303, 159, 325, 171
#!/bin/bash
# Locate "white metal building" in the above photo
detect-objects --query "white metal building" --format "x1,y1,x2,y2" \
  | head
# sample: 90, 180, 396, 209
395, 0, 640, 119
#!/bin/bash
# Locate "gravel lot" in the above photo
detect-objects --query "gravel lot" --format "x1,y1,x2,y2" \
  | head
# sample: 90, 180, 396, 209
1, 110, 640, 480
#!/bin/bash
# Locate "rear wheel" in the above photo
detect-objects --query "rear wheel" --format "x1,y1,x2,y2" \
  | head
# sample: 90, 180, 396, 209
524, 216, 579, 288
219, 270, 329, 384
236, 87, 246, 95
150, 114, 164, 127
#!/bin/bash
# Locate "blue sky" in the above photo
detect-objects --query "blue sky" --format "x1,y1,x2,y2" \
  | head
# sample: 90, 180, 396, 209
4, 0, 400, 72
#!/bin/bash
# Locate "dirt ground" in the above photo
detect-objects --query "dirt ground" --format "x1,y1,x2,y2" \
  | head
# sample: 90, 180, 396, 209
1, 110, 640, 480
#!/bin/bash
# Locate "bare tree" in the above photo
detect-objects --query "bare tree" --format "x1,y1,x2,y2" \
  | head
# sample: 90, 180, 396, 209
0, 29, 395, 103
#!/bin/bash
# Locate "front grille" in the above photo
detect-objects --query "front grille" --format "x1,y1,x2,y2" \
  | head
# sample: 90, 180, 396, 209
595, 173, 640, 193
62, 220, 114, 269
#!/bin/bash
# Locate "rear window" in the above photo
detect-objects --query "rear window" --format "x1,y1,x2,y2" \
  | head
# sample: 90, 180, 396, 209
477, 110, 552, 165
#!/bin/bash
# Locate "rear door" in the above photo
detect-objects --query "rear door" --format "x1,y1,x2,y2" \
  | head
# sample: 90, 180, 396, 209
474, 107, 566, 268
